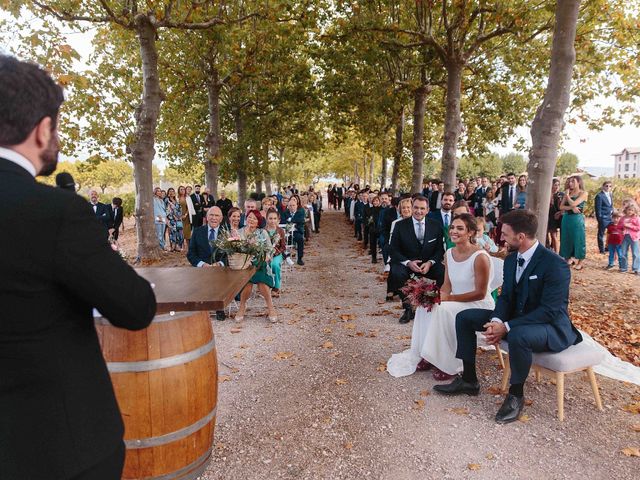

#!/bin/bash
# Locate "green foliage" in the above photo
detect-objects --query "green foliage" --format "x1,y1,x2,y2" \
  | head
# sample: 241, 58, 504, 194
555, 152, 579, 177
501, 153, 527, 175
458, 153, 504, 180
119, 192, 136, 218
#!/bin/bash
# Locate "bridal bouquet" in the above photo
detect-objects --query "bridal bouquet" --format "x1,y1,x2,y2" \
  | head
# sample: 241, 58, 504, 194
211, 228, 274, 268
400, 276, 441, 311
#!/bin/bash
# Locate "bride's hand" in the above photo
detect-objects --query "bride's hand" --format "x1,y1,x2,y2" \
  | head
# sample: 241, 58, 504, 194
440, 292, 451, 302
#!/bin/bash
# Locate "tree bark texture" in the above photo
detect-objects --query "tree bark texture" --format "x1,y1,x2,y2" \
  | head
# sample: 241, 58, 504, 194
205, 66, 222, 199
233, 109, 248, 206
411, 84, 428, 193
131, 14, 163, 260
391, 107, 404, 194
440, 60, 464, 192
527, 0, 581, 243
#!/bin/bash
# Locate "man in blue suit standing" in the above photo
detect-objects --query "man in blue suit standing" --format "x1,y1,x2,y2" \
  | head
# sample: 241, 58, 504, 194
187, 206, 228, 320
434, 210, 582, 424
594, 181, 614, 254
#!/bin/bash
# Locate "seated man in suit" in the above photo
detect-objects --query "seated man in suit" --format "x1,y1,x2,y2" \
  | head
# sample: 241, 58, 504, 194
389, 195, 445, 324
187, 206, 228, 320
434, 210, 582, 424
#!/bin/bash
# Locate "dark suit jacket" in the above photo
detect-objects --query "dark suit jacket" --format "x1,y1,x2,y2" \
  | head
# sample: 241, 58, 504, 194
594, 191, 613, 223
429, 191, 442, 211
427, 210, 454, 248
499, 184, 516, 214
494, 244, 581, 351
382, 207, 399, 239
0, 158, 156, 479
109, 205, 123, 231
190, 192, 204, 217
92, 201, 111, 229
187, 224, 228, 266
389, 216, 445, 266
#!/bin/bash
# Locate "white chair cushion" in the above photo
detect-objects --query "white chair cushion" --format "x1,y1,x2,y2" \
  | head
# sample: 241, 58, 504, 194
489, 256, 504, 291
499, 340, 605, 372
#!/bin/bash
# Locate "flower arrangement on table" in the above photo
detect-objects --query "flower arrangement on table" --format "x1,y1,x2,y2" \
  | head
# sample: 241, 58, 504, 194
400, 276, 441, 311
211, 228, 275, 270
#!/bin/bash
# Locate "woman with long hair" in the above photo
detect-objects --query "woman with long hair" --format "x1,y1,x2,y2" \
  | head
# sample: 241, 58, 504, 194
177, 185, 192, 249
266, 208, 287, 296
559, 175, 588, 270
514, 175, 527, 210
226, 206, 242, 237
164, 188, 184, 252
285, 195, 306, 265
235, 210, 278, 323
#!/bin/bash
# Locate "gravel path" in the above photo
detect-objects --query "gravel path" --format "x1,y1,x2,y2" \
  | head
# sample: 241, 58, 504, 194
202, 210, 639, 480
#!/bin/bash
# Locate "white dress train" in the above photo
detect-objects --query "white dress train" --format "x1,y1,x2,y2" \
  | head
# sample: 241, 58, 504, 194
387, 249, 495, 378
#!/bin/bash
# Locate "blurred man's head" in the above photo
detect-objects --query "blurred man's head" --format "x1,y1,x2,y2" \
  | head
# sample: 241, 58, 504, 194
0, 56, 65, 176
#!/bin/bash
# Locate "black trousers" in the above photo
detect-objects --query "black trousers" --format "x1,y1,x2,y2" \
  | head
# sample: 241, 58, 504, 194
369, 229, 379, 261
70, 441, 125, 480
293, 231, 304, 260
597, 219, 609, 253
387, 262, 445, 296
337, 197, 343, 210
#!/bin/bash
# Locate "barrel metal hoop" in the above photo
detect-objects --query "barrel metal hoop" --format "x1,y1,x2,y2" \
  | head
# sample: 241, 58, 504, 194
94, 311, 197, 326
125, 406, 217, 449
107, 337, 215, 373
134, 449, 212, 480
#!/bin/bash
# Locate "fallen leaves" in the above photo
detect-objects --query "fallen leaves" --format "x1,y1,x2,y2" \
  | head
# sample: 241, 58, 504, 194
335, 378, 348, 385
621, 447, 640, 457
322, 327, 332, 334
274, 351, 294, 360
631, 424, 640, 432
485, 453, 495, 460
518, 414, 531, 423
376, 363, 387, 372
419, 389, 430, 397
321, 341, 334, 349
230, 327, 242, 334
623, 403, 640, 414
450, 407, 469, 416
339, 314, 357, 321
344, 442, 353, 450
467, 463, 481, 471
487, 386, 502, 395
219, 375, 231, 383
413, 399, 425, 410
343, 323, 356, 330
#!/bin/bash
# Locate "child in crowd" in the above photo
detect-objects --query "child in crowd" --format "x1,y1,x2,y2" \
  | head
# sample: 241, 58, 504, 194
475, 217, 498, 253
619, 203, 640, 274
605, 212, 623, 270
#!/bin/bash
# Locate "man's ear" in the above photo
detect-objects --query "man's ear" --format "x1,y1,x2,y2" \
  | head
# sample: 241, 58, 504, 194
34, 116, 53, 148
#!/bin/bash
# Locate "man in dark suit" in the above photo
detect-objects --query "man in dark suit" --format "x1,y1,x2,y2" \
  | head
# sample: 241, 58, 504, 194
109, 197, 124, 241
474, 177, 490, 217
0, 55, 156, 480
427, 192, 456, 249
428, 180, 445, 212
216, 190, 233, 218
594, 181, 614, 254
498, 172, 518, 214
389, 195, 445, 323
89, 189, 111, 230
187, 206, 228, 320
335, 183, 345, 210
190, 184, 204, 228
435, 210, 582, 424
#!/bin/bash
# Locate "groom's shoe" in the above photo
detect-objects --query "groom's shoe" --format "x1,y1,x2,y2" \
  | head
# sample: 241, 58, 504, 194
433, 376, 480, 396
495, 394, 525, 424
399, 307, 414, 324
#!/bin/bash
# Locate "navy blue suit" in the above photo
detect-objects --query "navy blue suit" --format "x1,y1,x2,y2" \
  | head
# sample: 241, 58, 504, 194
455, 244, 582, 384
594, 190, 614, 253
187, 225, 227, 267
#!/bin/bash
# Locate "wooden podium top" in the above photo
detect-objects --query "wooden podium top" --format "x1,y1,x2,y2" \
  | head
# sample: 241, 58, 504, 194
135, 267, 255, 313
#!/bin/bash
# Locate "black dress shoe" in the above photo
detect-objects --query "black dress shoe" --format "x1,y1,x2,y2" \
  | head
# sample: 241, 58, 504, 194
215, 310, 226, 321
297, 259, 305, 266
399, 309, 411, 324
433, 376, 480, 396
495, 394, 525, 424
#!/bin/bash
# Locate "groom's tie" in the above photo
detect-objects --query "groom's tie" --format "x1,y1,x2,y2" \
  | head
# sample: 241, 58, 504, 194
516, 255, 525, 282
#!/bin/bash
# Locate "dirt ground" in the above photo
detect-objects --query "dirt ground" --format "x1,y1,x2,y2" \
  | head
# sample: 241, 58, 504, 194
118, 211, 640, 479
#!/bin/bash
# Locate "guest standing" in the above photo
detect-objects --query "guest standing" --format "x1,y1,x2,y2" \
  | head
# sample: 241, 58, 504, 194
216, 191, 233, 218
153, 186, 168, 250
190, 184, 204, 228
559, 175, 588, 270
546, 179, 564, 253
594, 181, 614, 254
164, 187, 184, 252
606, 212, 624, 270
285, 195, 306, 265
178, 185, 192, 249
0, 54, 156, 480
514, 175, 527, 210
618, 203, 640, 274
89, 189, 111, 230
109, 197, 124, 244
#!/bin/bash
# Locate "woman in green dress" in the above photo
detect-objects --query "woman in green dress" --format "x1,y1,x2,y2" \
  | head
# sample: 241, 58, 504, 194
235, 210, 278, 323
559, 175, 588, 270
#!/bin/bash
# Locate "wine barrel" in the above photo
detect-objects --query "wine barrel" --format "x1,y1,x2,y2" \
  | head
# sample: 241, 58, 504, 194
95, 311, 217, 480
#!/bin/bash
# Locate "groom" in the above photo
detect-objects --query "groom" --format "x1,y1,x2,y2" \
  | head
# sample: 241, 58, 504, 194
434, 209, 582, 424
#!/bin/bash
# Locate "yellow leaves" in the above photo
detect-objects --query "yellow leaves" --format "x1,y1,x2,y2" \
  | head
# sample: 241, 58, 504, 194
623, 403, 640, 414
621, 447, 640, 457
344, 441, 353, 450
321, 341, 334, 349
485, 453, 496, 460
274, 351, 294, 360
339, 314, 356, 321
57, 74, 74, 86
322, 327, 332, 334
631, 424, 640, 432
419, 389, 430, 397
343, 323, 356, 330
487, 386, 502, 395
335, 378, 348, 385
519, 414, 531, 423
413, 399, 425, 410
450, 407, 469, 416
376, 363, 387, 372
467, 463, 481, 471
219, 375, 231, 383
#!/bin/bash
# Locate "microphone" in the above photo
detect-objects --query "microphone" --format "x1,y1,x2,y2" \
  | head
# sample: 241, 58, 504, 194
55, 172, 76, 191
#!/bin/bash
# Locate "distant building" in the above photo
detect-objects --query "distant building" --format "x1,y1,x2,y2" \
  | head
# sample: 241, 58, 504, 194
613, 147, 640, 179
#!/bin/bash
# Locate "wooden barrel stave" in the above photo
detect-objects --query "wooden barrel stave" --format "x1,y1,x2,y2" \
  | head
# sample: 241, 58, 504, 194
96, 311, 217, 480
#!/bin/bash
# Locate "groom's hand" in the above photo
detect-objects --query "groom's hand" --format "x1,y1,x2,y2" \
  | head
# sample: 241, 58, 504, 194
407, 260, 423, 273
483, 321, 507, 345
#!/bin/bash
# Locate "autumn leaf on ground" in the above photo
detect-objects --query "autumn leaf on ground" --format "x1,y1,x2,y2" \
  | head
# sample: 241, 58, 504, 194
467, 463, 481, 471
413, 399, 425, 410
487, 386, 502, 395
340, 314, 356, 321
450, 407, 469, 415
377, 363, 387, 372
623, 402, 640, 414
631, 424, 640, 432
274, 351, 294, 360
323, 327, 332, 334
420, 389, 430, 397
321, 341, 334, 349
519, 414, 531, 423
524, 399, 534, 406
344, 442, 353, 450
262, 337, 274, 343
367, 330, 379, 338
343, 323, 356, 330
240, 344, 250, 349
356, 332, 365, 337
485, 453, 495, 460
396, 335, 412, 340
335, 378, 348, 385
621, 447, 640, 457
233, 352, 244, 359
230, 327, 242, 334
219, 375, 231, 383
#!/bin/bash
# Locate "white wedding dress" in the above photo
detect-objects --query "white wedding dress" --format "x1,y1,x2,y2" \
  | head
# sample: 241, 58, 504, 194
387, 249, 496, 377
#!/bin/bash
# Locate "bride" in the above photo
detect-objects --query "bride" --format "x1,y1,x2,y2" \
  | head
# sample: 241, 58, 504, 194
387, 213, 495, 379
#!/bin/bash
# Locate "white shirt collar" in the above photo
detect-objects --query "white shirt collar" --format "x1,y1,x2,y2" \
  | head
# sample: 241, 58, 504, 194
412, 217, 425, 225
518, 241, 539, 265
0, 147, 37, 177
